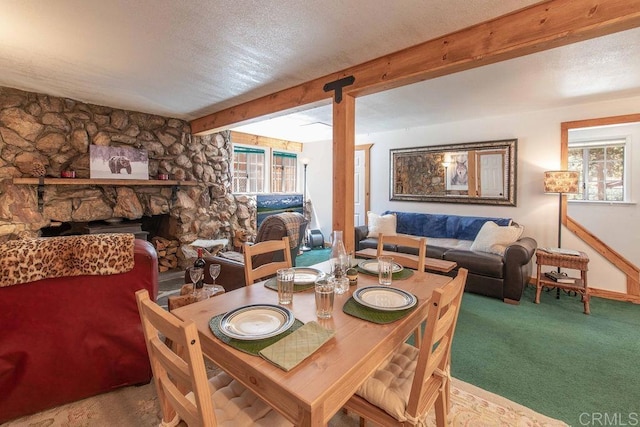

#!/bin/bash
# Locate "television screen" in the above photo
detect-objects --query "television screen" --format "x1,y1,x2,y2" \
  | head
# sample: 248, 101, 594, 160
256, 193, 303, 227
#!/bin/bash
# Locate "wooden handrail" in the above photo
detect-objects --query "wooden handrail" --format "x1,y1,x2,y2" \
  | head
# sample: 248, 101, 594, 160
566, 216, 640, 300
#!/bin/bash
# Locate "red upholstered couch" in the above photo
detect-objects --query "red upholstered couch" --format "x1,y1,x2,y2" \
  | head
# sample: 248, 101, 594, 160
0, 238, 158, 423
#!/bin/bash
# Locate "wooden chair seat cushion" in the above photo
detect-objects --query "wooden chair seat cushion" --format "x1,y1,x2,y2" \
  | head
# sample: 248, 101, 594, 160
169, 370, 291, 427
355, 343, 427, 423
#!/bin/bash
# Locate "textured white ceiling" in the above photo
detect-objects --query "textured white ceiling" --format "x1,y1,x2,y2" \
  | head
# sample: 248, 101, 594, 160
1, 1, 639, 143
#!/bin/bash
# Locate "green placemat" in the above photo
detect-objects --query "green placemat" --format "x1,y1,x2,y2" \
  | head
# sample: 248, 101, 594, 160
264, 277, 315, 293
342, 296, 417, 324
209, 314, 304, 355
356, 266, 414, 280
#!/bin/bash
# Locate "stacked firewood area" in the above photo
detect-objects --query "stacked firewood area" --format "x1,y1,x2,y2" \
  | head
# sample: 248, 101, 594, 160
151, 236, 180, 272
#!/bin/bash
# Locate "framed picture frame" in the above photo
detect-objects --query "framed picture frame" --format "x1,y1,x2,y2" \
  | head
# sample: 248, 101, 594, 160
90, 145, 149, 180
445, 151, 469, 191
390, 139, 517, 206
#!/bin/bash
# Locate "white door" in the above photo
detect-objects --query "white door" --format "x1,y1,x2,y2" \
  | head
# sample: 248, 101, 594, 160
478, 153, 504, 197
354, 150, 366, 226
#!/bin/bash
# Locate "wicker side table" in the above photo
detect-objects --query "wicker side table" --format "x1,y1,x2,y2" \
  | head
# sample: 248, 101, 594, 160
535, 249, 590, 314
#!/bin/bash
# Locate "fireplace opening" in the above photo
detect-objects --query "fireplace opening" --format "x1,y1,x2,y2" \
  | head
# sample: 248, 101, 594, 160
38, 214, 177, 243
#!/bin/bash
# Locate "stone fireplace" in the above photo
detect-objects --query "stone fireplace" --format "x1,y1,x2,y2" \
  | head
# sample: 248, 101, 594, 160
0, 86, 257, 268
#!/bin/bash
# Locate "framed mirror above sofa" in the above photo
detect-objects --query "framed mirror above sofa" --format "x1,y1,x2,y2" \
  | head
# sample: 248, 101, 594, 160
390, 139, 517, 206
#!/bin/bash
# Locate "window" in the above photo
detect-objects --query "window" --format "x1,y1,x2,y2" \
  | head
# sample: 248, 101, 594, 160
231, 145, 299, 193
568, 139, 626, 202
271, 151, 298, 192
232, 147, 265, 193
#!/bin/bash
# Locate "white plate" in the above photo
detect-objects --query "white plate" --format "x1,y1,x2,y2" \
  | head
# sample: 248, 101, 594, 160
293, 267, 324, 285
358, 259, 404, 274
353, 286, 417, 311
219, 304, 294, 340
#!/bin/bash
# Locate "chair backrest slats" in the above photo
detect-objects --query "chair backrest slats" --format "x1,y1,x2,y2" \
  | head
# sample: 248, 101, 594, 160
432, 308, 457, 343
149, 337, 192, 386
136, 289, 217, 427
377, 233, 427, 271
406, 268, 467, 417
243, 237, 292, 284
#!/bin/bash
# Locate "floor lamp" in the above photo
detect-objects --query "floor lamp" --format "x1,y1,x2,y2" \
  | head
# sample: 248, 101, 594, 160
543, 170, 580, 249
300, 157, 311, 251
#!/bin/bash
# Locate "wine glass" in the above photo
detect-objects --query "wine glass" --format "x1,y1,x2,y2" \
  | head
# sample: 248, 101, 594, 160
187, 267, 205, 299
206, 264, 223, 295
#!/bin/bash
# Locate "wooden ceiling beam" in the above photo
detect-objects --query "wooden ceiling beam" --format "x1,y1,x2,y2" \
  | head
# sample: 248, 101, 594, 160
191, 0, 640, 135
229, 131, 303, 152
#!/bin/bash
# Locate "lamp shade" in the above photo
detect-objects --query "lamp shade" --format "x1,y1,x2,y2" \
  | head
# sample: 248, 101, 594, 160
543, 170, 579, 194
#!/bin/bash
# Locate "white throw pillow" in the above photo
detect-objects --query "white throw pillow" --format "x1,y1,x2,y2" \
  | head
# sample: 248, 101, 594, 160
367, 212, 397, 238
470, 221, 524, 256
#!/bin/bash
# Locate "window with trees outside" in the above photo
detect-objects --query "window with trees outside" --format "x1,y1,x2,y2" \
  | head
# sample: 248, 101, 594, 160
232, 147, 265, 193
271, 151, 298, 193
568, 139, 626, 202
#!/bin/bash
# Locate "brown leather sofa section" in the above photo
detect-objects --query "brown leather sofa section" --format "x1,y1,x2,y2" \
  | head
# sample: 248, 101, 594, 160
185, 213, 308, 290
355, 224, 536, 303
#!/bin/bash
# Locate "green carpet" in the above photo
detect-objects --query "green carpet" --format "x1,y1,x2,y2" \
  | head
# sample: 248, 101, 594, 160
451, 285, 640, 426
296, 248, 331, 267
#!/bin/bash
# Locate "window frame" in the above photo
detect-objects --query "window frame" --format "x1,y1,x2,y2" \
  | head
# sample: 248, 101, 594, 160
567, 137, 629, 203
231, 144, 299, 194
232, 145, 266, 193
271, 150, 298, 193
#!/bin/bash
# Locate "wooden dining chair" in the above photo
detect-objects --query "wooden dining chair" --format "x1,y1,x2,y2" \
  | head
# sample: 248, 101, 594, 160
243, 236, 292, 285
377, 233, 427, 272
135, 289, 291, 427
378, 233, 427, 346
343, 268, 468, 427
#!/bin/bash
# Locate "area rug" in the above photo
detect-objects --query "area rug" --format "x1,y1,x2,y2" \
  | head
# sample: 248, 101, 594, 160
3, 377, 566, 426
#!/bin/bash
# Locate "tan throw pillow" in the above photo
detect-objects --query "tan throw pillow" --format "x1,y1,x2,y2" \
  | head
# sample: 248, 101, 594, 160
470, 221, 524, 256
367, 212, 397, 238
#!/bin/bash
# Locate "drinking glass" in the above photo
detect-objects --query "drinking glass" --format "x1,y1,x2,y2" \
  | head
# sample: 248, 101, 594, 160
188, 266, 203, 287
276, 268, 295, 305
331, 275, 349, 295
205, 264, 224, 295
187, 267, 207, 300
315, 277, 335, 319
377, 256, 394, 286
331, 254, 349, 278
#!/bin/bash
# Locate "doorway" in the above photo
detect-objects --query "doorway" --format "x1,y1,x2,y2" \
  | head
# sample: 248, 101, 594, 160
477, 151, 505, 197
355, 144, 372, 226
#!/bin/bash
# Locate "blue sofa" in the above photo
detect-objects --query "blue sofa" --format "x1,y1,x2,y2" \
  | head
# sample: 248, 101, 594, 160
355, 211, 537, 303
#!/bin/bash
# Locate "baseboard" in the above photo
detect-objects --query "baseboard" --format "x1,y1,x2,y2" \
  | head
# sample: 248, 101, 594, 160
527, 276, 640, 304
590, 288, 640, 304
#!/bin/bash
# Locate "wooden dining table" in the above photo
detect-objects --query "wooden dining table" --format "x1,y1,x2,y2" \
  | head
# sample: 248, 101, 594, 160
171, 260, 452, 426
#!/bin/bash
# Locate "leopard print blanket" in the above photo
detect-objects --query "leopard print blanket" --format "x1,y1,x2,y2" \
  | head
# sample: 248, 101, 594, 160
0, 233, 135, 287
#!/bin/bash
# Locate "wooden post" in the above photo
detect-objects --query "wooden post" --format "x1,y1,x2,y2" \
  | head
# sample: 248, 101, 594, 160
332, 95, 355, 252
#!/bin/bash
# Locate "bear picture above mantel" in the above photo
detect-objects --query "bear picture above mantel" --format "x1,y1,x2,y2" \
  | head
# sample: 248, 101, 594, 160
90, 145, 149, 180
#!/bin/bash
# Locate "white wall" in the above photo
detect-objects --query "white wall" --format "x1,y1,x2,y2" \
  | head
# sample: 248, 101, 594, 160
302, 94, 640, 293
299, 140, 334, 243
